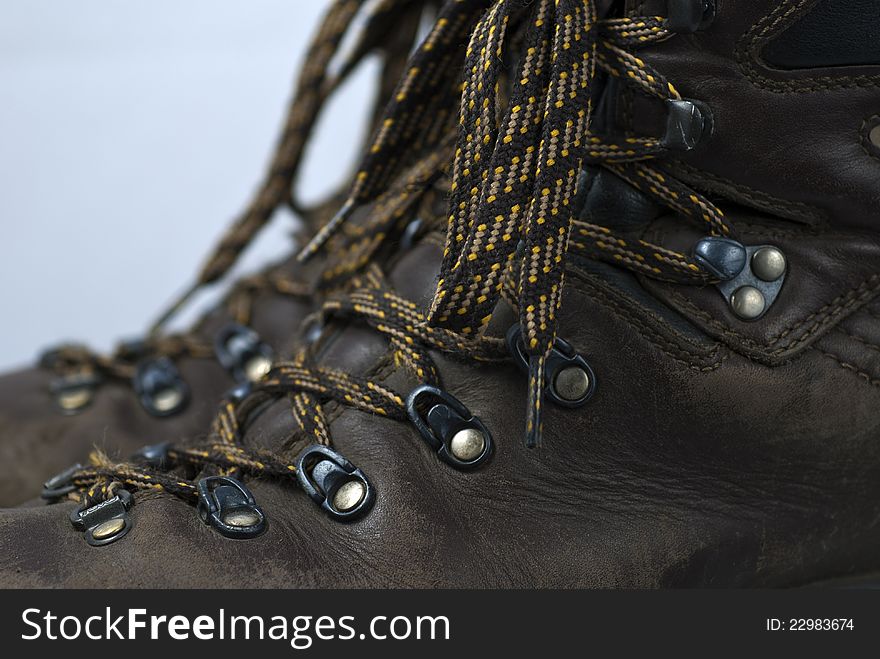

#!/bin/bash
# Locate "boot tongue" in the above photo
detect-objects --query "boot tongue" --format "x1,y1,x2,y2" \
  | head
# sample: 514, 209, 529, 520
241, 234, 445, 455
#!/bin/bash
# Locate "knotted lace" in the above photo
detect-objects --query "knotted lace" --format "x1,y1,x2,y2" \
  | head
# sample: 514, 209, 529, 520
62, 0, 735, 511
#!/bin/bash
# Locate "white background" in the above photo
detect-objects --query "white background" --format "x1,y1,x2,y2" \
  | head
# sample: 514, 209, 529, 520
0, 1, 377, 370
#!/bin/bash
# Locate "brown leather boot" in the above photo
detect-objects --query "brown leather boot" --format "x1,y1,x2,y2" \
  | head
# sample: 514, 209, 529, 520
2, 0, 879, 588
0, 0, 433, 506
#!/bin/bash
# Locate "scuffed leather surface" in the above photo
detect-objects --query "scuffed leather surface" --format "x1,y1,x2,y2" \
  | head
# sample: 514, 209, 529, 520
0, 0, 877, 589
1, 233, 878, 588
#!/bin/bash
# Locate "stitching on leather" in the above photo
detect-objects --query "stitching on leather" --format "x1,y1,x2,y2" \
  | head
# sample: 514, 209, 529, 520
640, 218, 832, 245
570, 265, 718, 356
644, 219, 870, 245
736, 0, 880, 93
731, 221, 861, 240
570, 269, 726, 372
665, 162, 827, 224
665, 273, 880, 356
814, 347, 880, 388
834, 325, 880, 356
860, 116, 880, 161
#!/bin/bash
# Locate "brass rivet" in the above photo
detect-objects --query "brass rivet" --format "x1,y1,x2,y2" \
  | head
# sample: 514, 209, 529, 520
450, 428, 486, 462
332, 480, 366, 512
731, 286, 766, 320
221, 508, 262, 528
57, 387, 93, 411
554, 366, 591, 402
751, 247, 786, 282
152, 387, 184, 413
244, 355, 272, 382
91, 518, 125, 540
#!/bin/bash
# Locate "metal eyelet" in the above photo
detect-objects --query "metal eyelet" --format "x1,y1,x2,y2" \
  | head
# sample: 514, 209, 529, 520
197, 476, 266, 539
50, 373, 102, 415
133, 356, 190, 417
662, 99, 714, 152
214, 323, 275, 383
406, 385, 494, 470
131, 441, 173, 469
667, 0, 715, 34
295, 445, 375, 522
42, 463, 84, 500
70, 490, 134, 547
694, 237, 787, 321
506, 326, 597, 408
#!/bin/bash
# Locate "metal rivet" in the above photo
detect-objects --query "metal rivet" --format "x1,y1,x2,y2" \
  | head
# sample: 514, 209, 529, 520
244, 355, 272, 382
731, 286, 766, 320
554, 366, 591, 403
57, 387, 93, 411
221, 508, 263, 528
870, 124, 880, 149
90, 518, 126, 541
332, 480, 366, 512
449, 428, 486, 462
751, 247, 786, 282
151, 387, 185, 414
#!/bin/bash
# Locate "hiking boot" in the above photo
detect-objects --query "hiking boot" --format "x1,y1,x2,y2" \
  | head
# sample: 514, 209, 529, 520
0, 0, 433, 506
2, 0, 880, 588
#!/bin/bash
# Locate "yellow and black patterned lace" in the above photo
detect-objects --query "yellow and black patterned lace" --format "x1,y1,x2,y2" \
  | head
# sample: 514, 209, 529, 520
298, 0, 728, 444
62, 0, 734, 510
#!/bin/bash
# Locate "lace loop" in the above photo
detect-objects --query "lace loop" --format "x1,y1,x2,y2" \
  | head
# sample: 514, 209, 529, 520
55, 1, 740, 527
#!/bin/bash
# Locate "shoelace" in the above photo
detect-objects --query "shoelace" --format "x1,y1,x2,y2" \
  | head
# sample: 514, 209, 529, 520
53, 0, 736, 538
299, 0, 728, 444
42, 0, 437, 407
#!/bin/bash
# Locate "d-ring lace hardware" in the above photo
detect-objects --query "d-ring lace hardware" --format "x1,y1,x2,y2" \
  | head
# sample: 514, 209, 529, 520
295, 445, 375, 521
214, 323, 275, 383
406, 385, 493, 470
197, 476, 266, 539
662, 99, 714, 152
133, 356, 190, 417
49, 372, 102, 415
507, 326, 596, 409
694, 237, 788, 321
69, 489, 133, 547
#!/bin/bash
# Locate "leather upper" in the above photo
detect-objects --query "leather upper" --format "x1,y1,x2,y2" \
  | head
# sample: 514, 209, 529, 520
627, 0, 880, 230
0, 0, 878, 589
